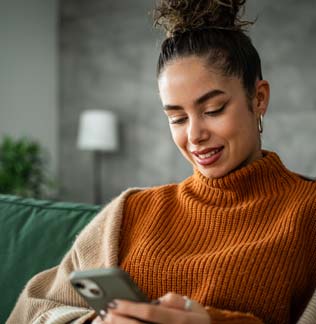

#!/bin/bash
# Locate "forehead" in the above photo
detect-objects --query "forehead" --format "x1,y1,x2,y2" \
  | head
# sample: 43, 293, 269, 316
158, 56, 242, 103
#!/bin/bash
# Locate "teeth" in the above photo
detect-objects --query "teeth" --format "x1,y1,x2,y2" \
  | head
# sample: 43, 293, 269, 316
198, 148, 221, 159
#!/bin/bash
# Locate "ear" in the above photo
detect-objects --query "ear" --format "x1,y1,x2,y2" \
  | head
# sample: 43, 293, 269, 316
253, 80, 270, 117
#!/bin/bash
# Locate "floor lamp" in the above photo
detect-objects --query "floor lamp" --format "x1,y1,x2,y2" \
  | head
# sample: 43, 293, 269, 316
77, 110, 119, 204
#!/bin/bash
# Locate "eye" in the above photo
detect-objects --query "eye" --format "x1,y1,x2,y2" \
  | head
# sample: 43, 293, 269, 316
205, 104, 226, 116
169, 116, 188, 125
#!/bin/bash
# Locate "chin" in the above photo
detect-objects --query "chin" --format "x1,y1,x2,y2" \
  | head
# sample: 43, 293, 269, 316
199, 167, 228, 179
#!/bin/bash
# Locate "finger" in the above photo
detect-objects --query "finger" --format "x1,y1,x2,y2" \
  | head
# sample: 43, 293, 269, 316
109, 300, 163, 322
159, 292, 205, 313
104, 312, 140, 324
111, 299, 210, 324
92, 316, 105, 324
112, 300, 210, 324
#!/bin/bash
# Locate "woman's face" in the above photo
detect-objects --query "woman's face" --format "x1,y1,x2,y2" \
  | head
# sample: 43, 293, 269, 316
158, 56, 269, 179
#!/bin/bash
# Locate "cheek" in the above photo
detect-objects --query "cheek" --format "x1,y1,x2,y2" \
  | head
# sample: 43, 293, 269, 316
225, 114, 257, 150
222, 109, 254, 137
213, 117, 240, 141
170, 127, 187, 150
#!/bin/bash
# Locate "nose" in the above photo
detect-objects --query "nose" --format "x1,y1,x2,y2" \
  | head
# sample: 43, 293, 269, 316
188, 117, 210, 145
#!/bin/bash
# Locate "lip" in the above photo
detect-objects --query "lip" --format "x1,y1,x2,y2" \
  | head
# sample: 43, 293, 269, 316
191, 146, 224, 166
191, 146, 224, 156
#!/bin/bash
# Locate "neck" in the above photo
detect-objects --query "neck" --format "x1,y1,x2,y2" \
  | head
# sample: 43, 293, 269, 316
186, 151, 297, 203
230, 149, 264, 176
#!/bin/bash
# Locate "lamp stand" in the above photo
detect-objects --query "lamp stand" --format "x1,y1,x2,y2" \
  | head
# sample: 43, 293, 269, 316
93, 151, 103, 205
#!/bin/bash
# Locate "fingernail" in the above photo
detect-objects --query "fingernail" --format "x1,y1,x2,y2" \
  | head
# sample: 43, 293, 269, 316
107, 301, 118, 309
100, 309, 107, 319
150, 299, 161, 305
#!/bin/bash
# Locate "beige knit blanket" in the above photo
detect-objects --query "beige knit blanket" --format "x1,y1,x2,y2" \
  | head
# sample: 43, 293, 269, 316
6, 188, 316, 324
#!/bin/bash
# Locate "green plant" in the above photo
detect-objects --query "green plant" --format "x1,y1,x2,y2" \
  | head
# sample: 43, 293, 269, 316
0, 136, 53, 198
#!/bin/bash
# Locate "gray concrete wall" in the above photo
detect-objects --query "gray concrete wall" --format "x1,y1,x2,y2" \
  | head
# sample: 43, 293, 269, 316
247, 1, 316, 176
0, 0, 58, 184
60, 0, 316, 204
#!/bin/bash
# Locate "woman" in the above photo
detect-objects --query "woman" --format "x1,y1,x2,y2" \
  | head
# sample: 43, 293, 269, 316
7, 0, 316, 323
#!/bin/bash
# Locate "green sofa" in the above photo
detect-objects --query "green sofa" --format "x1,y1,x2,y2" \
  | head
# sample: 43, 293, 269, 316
0, 194, 101, 323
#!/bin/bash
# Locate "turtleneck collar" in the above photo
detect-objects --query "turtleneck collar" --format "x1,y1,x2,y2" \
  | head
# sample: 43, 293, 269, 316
189, 151, 298, 202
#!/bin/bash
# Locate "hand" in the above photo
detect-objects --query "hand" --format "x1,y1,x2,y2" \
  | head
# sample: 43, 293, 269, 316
91, 292, 211, 324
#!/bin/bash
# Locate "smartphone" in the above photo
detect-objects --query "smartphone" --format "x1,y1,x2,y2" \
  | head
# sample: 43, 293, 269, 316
69, 267, 149, 318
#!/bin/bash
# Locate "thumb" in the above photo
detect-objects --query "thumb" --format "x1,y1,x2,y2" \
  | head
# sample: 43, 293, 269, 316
159, 292, 205, 313
92, 316, 105, 324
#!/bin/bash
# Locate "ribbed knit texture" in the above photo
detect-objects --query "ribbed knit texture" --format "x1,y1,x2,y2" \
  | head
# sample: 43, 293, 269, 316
119, 151, 316, 324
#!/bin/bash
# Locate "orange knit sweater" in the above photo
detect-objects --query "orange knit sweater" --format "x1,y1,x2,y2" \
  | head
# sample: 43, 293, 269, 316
118, 151, 316, 324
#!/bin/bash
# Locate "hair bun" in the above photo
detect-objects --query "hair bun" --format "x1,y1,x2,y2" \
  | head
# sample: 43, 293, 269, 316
153, 0, 253, 37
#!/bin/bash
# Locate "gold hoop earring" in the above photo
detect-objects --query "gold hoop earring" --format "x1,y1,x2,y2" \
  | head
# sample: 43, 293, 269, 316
258, 114, 263, 134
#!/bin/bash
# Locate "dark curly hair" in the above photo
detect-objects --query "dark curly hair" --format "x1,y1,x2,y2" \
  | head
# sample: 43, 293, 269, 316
153, 0, 262, 102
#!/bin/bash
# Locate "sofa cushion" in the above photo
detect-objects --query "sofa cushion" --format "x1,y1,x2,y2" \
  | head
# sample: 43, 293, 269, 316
0, 194, 101, 323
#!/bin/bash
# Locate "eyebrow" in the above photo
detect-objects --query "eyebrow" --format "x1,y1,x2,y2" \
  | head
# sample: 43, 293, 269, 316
163, 89, 226, 111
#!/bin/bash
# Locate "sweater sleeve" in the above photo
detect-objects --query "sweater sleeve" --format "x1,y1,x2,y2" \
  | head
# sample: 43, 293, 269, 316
6, 235, 96, 323
297, 189, 316, 323
6, 188, 135, 324
205, 306, 264, 323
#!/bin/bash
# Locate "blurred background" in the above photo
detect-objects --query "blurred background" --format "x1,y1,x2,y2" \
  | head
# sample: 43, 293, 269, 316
0, 0, 315, 204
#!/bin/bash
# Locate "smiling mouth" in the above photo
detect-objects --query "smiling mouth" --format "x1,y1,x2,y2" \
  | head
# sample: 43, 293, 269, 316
192, 146, 223, 158
197, 147, 223, 159
192, 146, 224, 166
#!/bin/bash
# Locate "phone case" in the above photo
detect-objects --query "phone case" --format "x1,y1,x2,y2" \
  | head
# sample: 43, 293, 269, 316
69, 267, 149, 317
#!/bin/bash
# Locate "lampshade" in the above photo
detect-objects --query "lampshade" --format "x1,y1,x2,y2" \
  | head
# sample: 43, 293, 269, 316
77, 110, 119, 151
